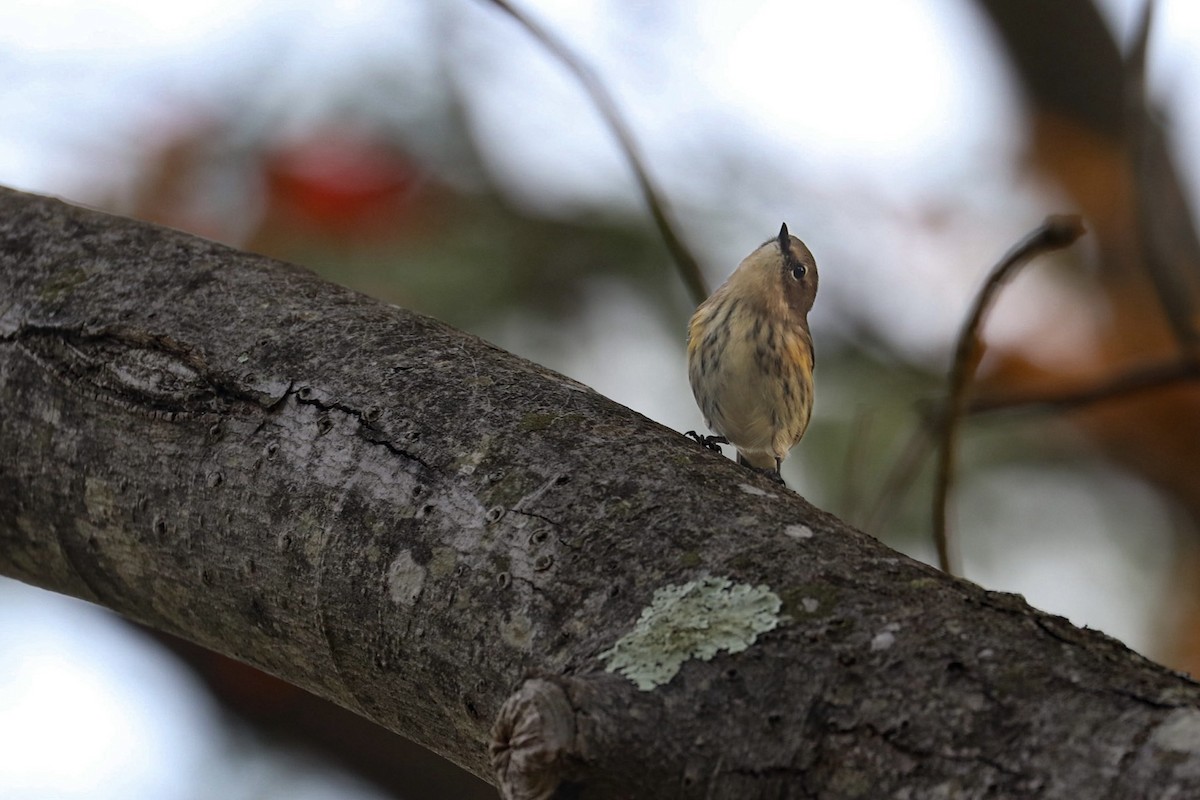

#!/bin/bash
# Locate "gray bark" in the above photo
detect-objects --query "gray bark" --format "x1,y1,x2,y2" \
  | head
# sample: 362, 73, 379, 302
2, 185, 1199, 799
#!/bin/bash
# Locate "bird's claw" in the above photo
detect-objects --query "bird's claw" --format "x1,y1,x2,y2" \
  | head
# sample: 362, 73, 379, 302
763, 469, 787, 486
685, 431, 728, 452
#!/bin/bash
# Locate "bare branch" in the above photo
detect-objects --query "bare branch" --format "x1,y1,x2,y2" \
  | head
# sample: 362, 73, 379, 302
969, 355, 1200, 417
861, 420, 935, 538
932, 216, 1086, 574
1126, 0, 1200, 353
483, 0, 710, 306
865, 352, 1200, 542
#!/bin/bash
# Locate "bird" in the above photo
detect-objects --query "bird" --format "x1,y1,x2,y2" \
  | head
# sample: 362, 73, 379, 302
686, 223, 818, 483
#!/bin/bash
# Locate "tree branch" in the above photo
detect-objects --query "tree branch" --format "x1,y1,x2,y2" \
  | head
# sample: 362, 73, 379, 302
969, 354, 1200, 417
931, 216, 1086, 575
482, 0, 710, 306
1125, 0, 1200, 354
2, 187, 1199, 799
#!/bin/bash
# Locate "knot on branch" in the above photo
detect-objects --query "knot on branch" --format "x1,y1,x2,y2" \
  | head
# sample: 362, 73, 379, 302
490, 678, 578, 800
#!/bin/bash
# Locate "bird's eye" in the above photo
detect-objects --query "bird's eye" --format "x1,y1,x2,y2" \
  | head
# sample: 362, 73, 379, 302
791, 265, 806, 280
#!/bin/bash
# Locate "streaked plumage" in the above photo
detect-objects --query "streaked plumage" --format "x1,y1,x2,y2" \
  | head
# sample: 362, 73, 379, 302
687, 223, 818, 478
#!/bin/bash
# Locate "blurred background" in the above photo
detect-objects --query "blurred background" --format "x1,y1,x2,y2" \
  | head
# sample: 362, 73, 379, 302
3, 0, 1200, 797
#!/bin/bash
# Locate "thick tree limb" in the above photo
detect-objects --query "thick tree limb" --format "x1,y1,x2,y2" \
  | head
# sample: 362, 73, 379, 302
2, 186, 1200, 798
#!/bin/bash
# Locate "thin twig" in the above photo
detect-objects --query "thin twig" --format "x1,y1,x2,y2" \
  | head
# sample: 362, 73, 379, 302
968, 354, 1200, 417
1126, 0, 1200, 353
866, 353, 1200, 538
839, 408, 873, 527
932, 215, 1086, 575
861, 420, 935, 538
483, 0, 711, 306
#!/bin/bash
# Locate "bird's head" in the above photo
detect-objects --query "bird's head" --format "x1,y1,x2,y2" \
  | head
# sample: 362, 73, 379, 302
727, 222, 819, 318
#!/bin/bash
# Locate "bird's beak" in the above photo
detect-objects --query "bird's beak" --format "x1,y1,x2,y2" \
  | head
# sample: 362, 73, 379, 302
778, 222, 789, 248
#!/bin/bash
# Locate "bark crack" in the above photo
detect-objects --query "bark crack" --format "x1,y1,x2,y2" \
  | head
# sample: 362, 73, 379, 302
6, 324, 270, 418
1100, 685, 1194, 711
8, 322, 434, 480
290, 386, 434, 472
508, 508, 561, 528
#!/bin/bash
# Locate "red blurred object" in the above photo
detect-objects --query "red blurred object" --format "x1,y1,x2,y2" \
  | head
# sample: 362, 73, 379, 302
262, 132, 437, 239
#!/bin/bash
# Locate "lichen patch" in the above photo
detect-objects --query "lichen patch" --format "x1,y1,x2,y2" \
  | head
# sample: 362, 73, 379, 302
600, 576, 783, 691
871, 622, 901, 652
387, 549, 426, 607
501, 613, 535, 651
870, 631, 895, 651
1151, 708, 1200, 754
785, 524, 813, 540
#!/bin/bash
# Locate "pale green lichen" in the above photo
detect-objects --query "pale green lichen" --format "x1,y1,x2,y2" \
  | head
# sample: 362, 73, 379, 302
501, 612, 535, 651
428, 546, 458, 580
600, 575, 783, 691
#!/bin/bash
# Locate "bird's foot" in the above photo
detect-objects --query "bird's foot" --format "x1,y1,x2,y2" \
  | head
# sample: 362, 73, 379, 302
744, 464, 787, 487
685, 431, 728, 452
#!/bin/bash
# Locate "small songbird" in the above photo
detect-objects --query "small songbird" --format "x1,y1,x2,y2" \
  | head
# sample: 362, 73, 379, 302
686, 223, 818, 482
